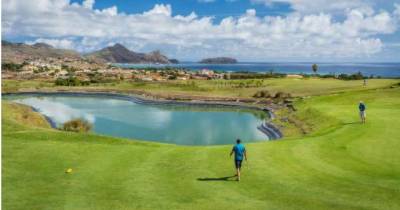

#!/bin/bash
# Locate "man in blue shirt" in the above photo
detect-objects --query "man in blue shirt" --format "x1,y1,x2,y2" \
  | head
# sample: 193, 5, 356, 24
359, 101, 366, 124
230, 139, 247, 181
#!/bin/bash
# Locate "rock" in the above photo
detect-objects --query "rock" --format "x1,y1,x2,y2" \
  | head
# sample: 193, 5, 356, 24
199, 57, 237, 64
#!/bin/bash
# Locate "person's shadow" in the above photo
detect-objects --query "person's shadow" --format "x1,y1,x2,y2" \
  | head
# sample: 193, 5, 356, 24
197, 175, 237, 181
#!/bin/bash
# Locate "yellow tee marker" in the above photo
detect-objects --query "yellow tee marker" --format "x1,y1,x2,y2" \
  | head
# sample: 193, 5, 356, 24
65, 168, 73, 174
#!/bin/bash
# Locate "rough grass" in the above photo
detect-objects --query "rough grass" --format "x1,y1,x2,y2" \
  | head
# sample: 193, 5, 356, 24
2, 102, 51, 129
62, 118, 93, 133
3, 78, 399, 98
272, 106, 341, 138
2, 86, 400, 209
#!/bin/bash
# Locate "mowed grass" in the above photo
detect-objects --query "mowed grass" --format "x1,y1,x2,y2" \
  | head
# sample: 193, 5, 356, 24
3, 78, 399, 98
2, 86, 400, 209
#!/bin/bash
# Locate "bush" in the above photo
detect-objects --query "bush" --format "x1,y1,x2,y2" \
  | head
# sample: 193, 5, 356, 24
168, 74, 177, 80
2, 62, 26, 72
337, 72, 365, 80
253, 90, 271, 98
55, 77, 90, 86
318, 74, 336, 78
62, 119, 92, 133
274, 91, 291, 99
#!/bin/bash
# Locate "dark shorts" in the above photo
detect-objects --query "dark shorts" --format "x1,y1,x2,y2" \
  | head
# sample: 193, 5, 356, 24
235, 159, 243, 169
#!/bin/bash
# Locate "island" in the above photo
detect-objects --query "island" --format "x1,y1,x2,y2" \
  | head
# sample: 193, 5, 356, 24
168, 58, 179, 64
199, 57, 237, 64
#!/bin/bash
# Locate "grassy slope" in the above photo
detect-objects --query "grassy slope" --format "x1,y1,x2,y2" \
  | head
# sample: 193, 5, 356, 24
2, 86, 400, 209
2, 102, 51, 129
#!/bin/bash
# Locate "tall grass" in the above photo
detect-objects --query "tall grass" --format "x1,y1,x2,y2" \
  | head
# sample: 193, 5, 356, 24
62, 118, 92, 133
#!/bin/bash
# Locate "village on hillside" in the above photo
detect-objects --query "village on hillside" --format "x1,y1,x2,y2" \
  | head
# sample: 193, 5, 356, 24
1, 57, 228, 83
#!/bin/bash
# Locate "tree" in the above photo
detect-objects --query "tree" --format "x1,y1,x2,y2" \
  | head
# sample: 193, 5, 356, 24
2, 62, 24, 72
312, 64, 318, 75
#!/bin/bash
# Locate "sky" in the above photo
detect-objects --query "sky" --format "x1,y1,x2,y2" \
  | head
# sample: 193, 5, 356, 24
2, 0, 400, 62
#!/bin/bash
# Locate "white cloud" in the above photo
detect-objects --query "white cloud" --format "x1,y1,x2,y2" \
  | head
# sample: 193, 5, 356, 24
252, 0, 368, 14
2, 0, 399, 60
98, 5, 117, 16
15, 98, 95, 125
27, 38, 76, 49
82, 0, 94, 9
395, 3, 400, 18
143, 4, 171, 16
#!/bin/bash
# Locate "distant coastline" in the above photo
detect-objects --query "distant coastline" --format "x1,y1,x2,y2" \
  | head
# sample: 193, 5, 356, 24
116, 62, 400, 78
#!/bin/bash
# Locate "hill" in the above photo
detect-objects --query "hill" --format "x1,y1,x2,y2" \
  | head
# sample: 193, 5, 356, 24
1, 40, 81, 63
85, 43, 171, 64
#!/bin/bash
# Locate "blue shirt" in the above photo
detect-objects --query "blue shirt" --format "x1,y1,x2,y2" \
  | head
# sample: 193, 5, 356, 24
233, 143, 246, 161
359, 103, 366, 111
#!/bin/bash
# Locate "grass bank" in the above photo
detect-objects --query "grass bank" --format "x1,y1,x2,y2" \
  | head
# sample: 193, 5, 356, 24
2, 84, 400, 209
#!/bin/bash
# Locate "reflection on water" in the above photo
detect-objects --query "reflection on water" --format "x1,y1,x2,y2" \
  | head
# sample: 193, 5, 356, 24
14, 97, 95, 126
6, 94, 268, 145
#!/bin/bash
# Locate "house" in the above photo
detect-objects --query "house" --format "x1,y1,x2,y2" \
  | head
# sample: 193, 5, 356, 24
286, 74, 303, 79
177, 76, 188, 80
142, 77, 153, 81
199, 69, 215, 77
56, 70, 69, 77
21, 64, 37, 71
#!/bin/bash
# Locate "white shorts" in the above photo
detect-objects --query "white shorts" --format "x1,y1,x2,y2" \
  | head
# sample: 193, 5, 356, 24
360, 111, 366, 118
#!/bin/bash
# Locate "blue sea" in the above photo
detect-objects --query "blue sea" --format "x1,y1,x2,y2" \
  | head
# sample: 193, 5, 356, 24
118, 62, 400, 78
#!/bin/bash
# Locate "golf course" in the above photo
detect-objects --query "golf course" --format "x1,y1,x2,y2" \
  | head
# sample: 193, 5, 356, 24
2, 78, 400, 210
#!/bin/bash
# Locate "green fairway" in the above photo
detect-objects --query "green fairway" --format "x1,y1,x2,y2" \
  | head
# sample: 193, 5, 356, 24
2, 84, 400, 209
3, 78, 399, 98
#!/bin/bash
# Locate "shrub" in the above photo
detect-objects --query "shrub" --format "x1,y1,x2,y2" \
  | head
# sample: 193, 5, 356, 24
253, 90, 271, 98
55, 77, 90, 86
274, 91, 291, 99
319, 74, 336, 78
337, 72, 365, 80
62, 118, 92, 133
168, 74, 177, 80
2, 62, 26, 72
55, 77, 80, 86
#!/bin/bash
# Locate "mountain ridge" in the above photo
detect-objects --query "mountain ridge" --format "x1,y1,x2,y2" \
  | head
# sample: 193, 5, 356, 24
85, 43, 173, 64
1, 40, 81, 63
1, 40, 177, 64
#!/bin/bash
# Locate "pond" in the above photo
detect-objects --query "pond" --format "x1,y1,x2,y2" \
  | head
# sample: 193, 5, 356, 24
4, 93, 269, 145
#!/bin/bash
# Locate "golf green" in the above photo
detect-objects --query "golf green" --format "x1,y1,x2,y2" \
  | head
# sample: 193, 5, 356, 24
2, 87, 400, 210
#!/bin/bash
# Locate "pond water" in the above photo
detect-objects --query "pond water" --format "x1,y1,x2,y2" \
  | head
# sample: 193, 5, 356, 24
5, 94, 268, 145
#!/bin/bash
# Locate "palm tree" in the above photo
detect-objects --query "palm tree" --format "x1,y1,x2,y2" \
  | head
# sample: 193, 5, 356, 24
312, 64, 318, 75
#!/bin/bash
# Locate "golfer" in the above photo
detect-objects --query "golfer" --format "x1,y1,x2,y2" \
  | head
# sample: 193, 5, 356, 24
359, 101, 366, 124
230, 139, 247, 181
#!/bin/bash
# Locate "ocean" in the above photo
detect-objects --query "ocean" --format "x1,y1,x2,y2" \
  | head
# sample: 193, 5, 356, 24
118, 62, 400, 78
